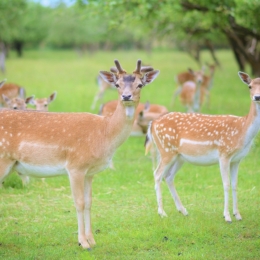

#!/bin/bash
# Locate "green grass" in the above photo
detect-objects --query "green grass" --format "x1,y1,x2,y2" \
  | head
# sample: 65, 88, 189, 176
0, 49, 259, 259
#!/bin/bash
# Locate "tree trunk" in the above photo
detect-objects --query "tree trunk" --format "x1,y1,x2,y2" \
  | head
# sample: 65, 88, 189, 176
13, 40, 23, 57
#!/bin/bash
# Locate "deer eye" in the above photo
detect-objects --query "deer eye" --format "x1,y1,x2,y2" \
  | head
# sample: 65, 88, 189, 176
248, 85, 252, 89
115, 84, 120, 88
137, 84, 143, 88
13, 107, 17, 109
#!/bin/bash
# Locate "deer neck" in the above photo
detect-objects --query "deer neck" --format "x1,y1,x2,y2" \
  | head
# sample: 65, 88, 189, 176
242, 101, 260, 145
106, 99, 137, 149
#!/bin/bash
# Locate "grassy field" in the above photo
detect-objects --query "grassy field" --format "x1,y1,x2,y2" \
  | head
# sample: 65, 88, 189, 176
0, 49, 259, 260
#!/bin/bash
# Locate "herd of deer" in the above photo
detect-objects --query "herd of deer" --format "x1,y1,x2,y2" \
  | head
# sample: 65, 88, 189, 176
1, 59, 260, 250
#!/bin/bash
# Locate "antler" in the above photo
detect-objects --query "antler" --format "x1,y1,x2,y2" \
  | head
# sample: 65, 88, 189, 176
114, 60, 126, 74
133, 59, 142, 75
141, 66, 154, 73
110, 67, 118, 73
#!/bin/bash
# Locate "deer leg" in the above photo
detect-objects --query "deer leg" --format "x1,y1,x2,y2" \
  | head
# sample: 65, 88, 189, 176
230, 161, 242, 220
91, 89, 104, 110
18, 172, 30, 186
154, 160, 170, 217
68, 169, 90, 249
84, 175, 96, 246
0, 159, 15, 188
219, 158, 232, 222
171, 86, 182, 107
164, 158, 187, 216
150, 144, 158, 171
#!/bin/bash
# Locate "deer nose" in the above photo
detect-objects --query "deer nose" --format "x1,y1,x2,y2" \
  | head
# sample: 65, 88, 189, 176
254, 95, 260, 101
122, 94, 132, 101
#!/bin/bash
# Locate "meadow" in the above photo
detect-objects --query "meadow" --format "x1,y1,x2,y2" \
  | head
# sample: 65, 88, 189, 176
0, 49, 259, 260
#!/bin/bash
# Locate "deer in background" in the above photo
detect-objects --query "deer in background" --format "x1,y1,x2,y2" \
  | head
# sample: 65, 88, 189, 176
0, 80, 26, 107
100, 100, 168, 169
171, 67, 203, 107
145, 71, 260, 223
1, 92, 56, 187
2, 95, 34, 110
32, 92, 57, 111
179, 68, 204, 112
100, 100, 168, 136
0, 60, 159, 249
91, 75, 114, 110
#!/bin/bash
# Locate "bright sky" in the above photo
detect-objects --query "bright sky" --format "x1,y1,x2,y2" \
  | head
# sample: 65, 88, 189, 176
34, 0, 76, 7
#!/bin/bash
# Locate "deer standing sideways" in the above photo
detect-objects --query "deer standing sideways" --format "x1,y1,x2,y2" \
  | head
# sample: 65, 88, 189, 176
0, 60, 159, 249
145, 71, 260, 222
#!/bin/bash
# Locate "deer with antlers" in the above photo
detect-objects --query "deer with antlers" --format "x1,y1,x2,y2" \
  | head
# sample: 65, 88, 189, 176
0, 60, 159, 249
145, 71, 260, 222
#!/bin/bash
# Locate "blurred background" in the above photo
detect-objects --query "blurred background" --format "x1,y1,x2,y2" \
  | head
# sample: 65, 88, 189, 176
0, 0, 260, 77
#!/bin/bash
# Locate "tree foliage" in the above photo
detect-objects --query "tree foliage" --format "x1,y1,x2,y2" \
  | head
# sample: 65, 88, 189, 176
1, 0, 260, 75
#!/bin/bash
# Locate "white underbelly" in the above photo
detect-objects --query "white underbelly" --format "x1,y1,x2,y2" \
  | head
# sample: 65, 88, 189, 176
14, 162, 67, 178
180, 150, 219, 166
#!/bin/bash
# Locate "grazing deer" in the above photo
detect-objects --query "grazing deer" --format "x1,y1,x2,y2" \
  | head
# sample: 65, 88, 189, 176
145, 71, 260, 223
179, 68, 204, 112
0, 81, 26, 107
0, 60, 159, 249
2, 95, 34, 110
32, 92, 57, 111
91, 75, 115, 110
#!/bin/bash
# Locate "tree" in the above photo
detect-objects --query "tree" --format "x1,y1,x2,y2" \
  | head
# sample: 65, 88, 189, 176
87, 0, 260, 76
181, 0, 260, 76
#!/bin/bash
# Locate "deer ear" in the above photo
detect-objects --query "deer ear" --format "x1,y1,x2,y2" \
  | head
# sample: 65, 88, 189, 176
2, 94, 9, 103
238, 71, 251, 85
0, 80, 6, 88
25, 95, 35, 105
144, 101, 150, 111
142, 70, 160, 86
48, 92, 57, 103
188, 68, 194, 74
99, 71, 118, 86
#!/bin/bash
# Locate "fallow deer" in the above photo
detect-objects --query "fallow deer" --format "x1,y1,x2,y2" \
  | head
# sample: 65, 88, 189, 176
99, 100, 167, 170
179, 68, 204, 112
171, 67, 204, 107
2, 95, 34, 110
0, 81, 26, 107
145, 71, 260, 223
32, 92, 57, 111
0, 60, 159, 249
100, 100, 168, 136
1, 93, 55, 186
